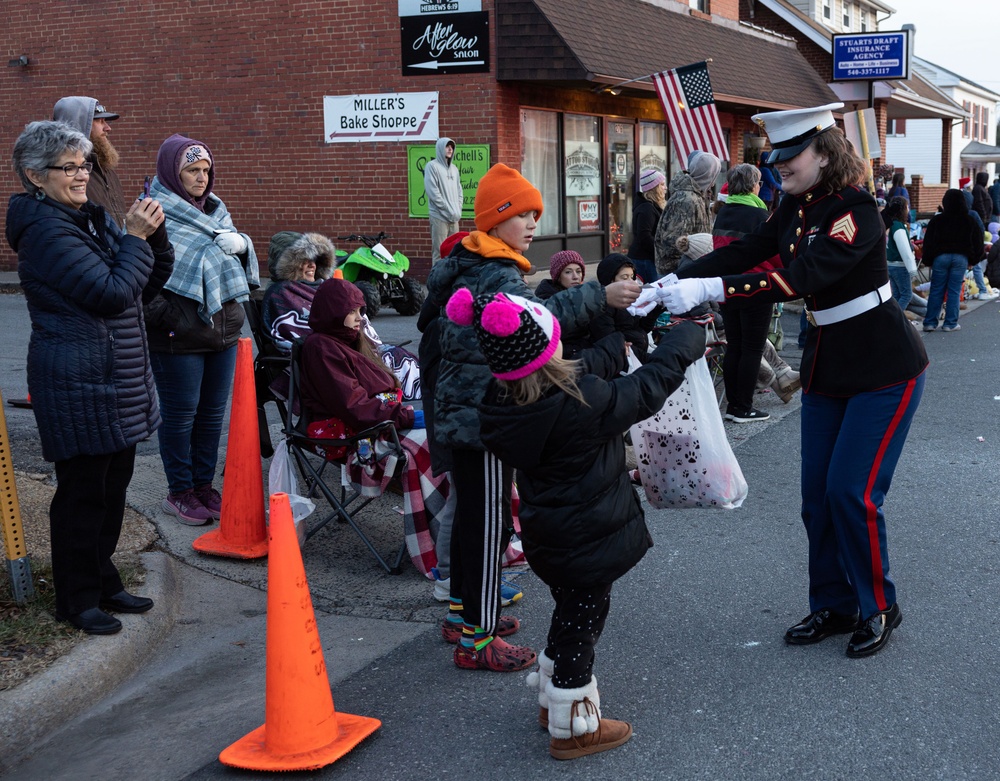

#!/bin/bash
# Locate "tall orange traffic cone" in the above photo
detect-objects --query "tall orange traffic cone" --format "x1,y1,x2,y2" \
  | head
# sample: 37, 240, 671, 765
193, 337, 268, 558
219, 493, 381, 770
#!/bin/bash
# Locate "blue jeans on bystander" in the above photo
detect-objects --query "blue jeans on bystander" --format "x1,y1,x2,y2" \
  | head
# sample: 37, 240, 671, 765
923, 253, 966, 330
150, 347, 238, 494
887, 265, 913, 312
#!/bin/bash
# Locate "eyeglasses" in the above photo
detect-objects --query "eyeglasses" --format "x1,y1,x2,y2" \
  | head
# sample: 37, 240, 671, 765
46, 162, 94, 177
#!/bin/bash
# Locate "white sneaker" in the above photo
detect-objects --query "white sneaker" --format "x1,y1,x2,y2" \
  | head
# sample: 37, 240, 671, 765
433, 575, 451, 602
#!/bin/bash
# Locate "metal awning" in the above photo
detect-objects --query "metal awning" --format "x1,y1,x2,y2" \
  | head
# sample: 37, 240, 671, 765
960, 141, 1000, 163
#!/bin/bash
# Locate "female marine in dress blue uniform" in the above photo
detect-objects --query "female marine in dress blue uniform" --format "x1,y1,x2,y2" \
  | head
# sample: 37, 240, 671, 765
659, 103, 928, 657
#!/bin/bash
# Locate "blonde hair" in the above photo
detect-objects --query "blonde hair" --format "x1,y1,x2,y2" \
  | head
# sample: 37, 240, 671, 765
497, 355, 585, 406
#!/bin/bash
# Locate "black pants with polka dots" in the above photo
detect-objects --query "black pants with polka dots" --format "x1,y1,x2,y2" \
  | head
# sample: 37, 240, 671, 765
546, 583, 613, 690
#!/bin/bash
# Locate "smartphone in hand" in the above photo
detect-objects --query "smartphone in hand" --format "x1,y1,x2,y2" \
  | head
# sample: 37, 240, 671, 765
140, 175, 151, 200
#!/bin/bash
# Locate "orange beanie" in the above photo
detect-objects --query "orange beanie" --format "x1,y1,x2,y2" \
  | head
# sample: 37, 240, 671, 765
474, 163, 544, 232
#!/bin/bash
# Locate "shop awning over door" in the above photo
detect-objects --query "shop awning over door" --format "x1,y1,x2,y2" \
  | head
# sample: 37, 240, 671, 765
960, 141, 1000, 163
496, 0, 839, 111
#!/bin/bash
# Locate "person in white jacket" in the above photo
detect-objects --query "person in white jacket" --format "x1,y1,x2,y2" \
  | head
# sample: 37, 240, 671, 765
883, 197, 920, 317
424, 137, 463, 264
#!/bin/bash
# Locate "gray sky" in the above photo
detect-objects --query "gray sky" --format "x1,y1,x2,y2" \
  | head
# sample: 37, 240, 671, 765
885, 0, 1000, 92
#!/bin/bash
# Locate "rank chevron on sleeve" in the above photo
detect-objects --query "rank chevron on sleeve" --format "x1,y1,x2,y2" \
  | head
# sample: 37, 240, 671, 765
829, 213, 858, 244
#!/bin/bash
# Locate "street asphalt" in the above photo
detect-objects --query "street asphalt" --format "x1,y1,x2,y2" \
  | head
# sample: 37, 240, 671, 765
2, 269, 1000, 780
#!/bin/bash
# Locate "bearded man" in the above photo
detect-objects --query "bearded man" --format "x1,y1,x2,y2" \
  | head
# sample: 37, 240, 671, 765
52, 97, 128, 228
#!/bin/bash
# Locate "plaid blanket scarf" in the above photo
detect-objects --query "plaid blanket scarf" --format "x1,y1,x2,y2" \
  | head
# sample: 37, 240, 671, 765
149, 178, 259, 324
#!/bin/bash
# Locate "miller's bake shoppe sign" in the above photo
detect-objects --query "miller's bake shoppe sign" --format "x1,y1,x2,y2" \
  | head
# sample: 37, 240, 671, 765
399, 0, 489, 76
324, 92, 440, 143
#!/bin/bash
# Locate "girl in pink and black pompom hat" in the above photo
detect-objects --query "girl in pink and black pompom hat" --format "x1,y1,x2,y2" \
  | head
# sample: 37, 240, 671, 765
459, 280, 706, 760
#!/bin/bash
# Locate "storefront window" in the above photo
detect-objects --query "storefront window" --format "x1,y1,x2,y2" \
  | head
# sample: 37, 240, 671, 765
607, 119, 635, 252
521, 109, 560, 237
564, 115, 602, 236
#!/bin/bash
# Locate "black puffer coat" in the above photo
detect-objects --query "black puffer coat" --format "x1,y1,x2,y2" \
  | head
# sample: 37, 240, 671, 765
479, 324, 705, 588
6, 193, 174, 462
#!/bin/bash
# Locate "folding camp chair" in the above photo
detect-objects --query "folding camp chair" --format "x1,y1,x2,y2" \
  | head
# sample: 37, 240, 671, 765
282, 338, 409, 574
243, 291, 291, 459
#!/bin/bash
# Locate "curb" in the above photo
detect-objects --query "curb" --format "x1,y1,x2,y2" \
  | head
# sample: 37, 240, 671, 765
0, 551, 179, 774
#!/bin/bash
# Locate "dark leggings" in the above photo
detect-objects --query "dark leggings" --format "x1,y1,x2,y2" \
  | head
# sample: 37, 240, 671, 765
50, 447, 136, 615
720, 301, 773, 411
546, 584, 613, 689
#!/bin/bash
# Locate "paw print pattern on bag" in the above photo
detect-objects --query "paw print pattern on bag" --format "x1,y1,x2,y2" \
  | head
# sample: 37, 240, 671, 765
628, 358, 748, 510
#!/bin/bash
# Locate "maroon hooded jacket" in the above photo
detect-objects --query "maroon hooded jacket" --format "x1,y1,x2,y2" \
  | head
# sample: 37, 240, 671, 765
299, 279, 414, 431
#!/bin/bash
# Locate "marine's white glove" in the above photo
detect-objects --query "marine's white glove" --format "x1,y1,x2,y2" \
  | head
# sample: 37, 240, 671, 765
659, 277, 725, 313
627, 273, 678, 316
214, 231, 248, 255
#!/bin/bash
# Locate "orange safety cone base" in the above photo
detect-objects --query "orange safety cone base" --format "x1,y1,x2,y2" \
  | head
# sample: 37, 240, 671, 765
219, 710, 381, 771
192, 528, 268, 559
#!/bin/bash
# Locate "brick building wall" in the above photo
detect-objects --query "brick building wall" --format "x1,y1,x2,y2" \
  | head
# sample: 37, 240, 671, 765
0, 0, 507, 278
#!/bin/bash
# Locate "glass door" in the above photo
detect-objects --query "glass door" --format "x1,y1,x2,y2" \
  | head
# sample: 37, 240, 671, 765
606, 118, 635, 253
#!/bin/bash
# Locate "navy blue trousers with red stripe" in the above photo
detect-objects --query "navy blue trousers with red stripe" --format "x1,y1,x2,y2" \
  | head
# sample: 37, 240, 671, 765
799, 372, 924, 621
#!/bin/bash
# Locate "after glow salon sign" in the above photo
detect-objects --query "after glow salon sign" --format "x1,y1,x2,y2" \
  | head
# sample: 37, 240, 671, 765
323, 92, 440, 143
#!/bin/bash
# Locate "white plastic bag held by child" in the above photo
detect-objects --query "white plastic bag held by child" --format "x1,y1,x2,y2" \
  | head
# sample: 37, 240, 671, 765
630, 355, 748, 509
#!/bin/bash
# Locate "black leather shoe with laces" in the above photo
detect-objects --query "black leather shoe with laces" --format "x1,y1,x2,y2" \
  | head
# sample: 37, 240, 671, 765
784, 608, 859, 645
846, 603, 901, 658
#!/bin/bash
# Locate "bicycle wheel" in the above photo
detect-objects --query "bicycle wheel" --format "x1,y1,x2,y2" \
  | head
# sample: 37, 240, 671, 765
705, 343, 726, 412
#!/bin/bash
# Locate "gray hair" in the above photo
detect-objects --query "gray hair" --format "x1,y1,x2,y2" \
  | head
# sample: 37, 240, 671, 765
726, 163, 761, 195
12, 120, 93, 195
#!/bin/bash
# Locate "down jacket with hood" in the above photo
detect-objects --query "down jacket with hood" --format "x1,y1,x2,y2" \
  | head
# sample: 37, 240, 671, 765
6, 191, 174, 462
653, 171, 713, 276
479, 322, 705, 588
423, 236, 609, 454
260, 232, 336, 351
299, 278, 415, 432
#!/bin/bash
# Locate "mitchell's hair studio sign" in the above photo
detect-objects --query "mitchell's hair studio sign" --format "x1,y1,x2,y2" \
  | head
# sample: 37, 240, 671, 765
323, 92, 440, 143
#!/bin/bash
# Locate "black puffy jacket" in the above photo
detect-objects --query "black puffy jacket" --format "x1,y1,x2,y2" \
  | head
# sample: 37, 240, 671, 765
6, 193, 173, 461
479, 325, 704, 588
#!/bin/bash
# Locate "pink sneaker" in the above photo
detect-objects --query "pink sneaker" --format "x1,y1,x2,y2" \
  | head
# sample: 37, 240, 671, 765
162, 489, 214, 526
193, 484, 222, 519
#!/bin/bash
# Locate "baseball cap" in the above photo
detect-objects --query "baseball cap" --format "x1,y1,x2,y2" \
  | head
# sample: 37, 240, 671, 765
94, 103, 120, 121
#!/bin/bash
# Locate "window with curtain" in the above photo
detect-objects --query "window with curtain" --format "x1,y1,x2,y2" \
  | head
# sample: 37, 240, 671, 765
521, 109, 560, 237
564, 114, 601, 235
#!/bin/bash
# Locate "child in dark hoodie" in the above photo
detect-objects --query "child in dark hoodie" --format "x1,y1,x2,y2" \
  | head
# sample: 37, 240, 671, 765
589, 253, 662, 363
454, 288, 704, 760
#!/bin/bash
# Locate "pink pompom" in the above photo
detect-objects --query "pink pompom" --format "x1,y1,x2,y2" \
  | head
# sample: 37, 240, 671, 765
446, 288, 475, 326
481, 298, 521, 337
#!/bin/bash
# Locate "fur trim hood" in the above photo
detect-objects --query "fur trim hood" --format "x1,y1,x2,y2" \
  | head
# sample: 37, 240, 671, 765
274, 232, 337, 282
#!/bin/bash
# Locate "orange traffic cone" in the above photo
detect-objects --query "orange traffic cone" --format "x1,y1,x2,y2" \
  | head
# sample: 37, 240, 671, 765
193, 337, 268, 558
219, 493, 381, 770
333, 268, 344, 279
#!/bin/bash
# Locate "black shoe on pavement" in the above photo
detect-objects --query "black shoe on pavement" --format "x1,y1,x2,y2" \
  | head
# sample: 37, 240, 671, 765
100, 590, 154, 614
785, 609, 859, 645
55, 607, 123, 635
846, 603, 902, 658
725, 406, 770, 423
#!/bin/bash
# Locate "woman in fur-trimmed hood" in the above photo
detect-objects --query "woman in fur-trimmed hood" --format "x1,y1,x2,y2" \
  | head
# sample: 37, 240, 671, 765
261, 231, 337, 351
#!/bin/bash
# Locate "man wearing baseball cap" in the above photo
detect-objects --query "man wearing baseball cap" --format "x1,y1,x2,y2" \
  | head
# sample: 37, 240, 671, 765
52, 96, 127, 227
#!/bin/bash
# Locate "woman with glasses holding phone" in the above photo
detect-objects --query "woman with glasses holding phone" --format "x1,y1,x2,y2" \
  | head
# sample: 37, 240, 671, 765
6, 120, 174, 634
143, 135, 259, 525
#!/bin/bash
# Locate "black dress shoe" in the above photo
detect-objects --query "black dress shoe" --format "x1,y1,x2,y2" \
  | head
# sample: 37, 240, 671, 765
846, 603, 902, 658
100, 590, 154, 614
55, 607, 122, 635
784, 609, 860, 645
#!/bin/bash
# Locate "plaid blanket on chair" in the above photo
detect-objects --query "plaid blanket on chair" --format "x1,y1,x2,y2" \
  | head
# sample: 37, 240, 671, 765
343, 429, 450, 577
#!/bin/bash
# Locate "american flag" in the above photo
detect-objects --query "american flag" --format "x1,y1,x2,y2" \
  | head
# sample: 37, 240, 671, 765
652, 62, 729, 164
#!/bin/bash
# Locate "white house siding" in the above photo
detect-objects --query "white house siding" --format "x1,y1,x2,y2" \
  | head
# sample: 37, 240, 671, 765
885, 120, 950, 186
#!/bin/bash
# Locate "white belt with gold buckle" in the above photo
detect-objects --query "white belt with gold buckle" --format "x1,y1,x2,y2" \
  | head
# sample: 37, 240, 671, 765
806, 282, 892, 327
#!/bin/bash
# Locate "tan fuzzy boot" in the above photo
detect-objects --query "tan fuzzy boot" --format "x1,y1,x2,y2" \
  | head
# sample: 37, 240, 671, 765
525, 650, 554, 730
771, 366, 801, 403
546, 677, 633, 760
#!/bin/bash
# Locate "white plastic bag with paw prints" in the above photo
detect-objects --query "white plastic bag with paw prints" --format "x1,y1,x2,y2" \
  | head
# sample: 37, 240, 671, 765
628, 353, 748, 509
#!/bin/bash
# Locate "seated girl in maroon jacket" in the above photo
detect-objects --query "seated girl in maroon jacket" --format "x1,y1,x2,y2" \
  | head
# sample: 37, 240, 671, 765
299, 277, 419, 431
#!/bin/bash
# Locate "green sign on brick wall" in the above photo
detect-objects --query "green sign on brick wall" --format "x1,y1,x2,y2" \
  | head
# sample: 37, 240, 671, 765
407, 144, 491, 219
